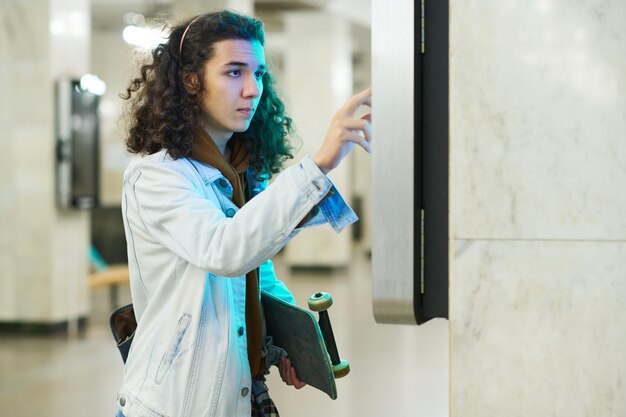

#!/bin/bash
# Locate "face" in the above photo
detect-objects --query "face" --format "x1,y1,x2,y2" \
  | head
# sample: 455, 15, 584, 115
195, 39, 266, 142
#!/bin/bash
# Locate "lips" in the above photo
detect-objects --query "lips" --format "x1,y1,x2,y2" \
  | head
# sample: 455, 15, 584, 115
237, 107, 254, 117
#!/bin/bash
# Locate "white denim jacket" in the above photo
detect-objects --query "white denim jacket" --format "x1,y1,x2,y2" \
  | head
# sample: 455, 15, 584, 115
117, 149, 356, 417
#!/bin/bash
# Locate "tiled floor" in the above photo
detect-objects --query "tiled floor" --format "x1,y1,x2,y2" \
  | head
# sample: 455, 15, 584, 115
0, 252, 448, 417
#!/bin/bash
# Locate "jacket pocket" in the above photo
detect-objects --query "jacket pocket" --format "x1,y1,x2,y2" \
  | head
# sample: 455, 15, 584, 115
154, 313, 192, 385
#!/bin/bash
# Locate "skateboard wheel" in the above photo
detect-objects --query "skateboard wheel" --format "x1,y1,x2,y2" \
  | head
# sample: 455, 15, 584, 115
308, 292, 333, 312
332, 360, 350, 379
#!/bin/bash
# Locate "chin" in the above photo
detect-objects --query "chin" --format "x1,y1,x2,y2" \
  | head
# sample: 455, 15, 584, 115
233, 123, 253, 133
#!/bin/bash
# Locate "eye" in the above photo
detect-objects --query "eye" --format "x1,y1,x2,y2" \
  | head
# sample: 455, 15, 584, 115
227, 69, 241, 77
254, 71, 265, 80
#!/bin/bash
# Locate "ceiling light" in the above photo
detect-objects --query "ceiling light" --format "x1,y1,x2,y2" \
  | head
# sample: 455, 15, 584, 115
122, 25, 169, 50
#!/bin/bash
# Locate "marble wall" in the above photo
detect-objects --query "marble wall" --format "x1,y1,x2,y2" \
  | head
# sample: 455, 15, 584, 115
450, 1, 626, 415
0, 0, 90, 323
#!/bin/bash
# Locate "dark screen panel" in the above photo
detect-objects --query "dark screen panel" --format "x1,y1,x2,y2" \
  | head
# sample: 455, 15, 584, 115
414, 0, 449, 324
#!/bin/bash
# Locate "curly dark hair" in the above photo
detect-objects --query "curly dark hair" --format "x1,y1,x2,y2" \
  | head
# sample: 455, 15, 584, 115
121, 10, 294, 176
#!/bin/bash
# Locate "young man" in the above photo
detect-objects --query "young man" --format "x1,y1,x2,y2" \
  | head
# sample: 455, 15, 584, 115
117, 10, 371, 417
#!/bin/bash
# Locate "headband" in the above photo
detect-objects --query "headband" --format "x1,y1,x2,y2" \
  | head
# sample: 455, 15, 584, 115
179, 16, 201, 56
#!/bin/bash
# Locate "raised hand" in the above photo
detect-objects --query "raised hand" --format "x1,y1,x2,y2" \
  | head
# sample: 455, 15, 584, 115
313, 87, 372, 175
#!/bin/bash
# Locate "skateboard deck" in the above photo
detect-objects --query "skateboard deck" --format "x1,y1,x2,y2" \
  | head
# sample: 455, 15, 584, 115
261, 290, 338, 399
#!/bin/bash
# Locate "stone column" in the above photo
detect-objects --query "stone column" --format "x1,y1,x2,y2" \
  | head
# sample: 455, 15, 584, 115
282, 11, 354, 268
0, 0, 90, 327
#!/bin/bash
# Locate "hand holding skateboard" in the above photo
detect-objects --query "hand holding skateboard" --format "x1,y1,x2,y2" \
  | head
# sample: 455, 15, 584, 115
278, 356, 306, 389
261, 290, 350, 399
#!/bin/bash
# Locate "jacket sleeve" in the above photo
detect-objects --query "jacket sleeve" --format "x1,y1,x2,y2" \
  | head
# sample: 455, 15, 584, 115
133, 156, 355, 277
294, 184, 357, 232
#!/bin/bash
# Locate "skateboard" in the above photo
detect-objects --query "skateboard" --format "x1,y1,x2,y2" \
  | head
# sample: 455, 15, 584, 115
261, 290, 350, 400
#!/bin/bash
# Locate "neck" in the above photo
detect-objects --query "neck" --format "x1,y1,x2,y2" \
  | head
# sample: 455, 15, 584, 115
200, 124, 233, 156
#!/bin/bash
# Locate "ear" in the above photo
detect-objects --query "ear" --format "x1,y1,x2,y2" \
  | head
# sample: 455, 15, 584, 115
182, 71, 199, 94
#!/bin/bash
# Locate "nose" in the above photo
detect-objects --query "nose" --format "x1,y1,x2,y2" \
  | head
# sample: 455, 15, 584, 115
242, 73, 262, 99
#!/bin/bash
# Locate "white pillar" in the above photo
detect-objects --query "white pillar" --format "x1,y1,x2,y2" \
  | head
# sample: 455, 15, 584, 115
0, 0, 91, 326
282, 11, 354, 268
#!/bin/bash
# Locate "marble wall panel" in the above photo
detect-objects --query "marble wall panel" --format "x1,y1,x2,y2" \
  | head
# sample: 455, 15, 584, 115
0, 68, 8, 126
451, 239, 626, 417
12, 126, 55, 320
13, 126, 55, 226
0, 0, 49, 64
0, 255, 18, 319
10, 63, 52, 126
450, 0, 626, 241
15, 246, 52, 320
450, 2, 626, 415
0, 122, 13, 221
50, 211, 90, 321
0, 183, 14, 254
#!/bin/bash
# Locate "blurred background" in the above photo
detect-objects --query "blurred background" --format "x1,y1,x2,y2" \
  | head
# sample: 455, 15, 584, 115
0, 1, 449, 416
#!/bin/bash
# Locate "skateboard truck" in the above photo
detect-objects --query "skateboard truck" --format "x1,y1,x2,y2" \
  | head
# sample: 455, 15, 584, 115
307, 292, 350, 379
